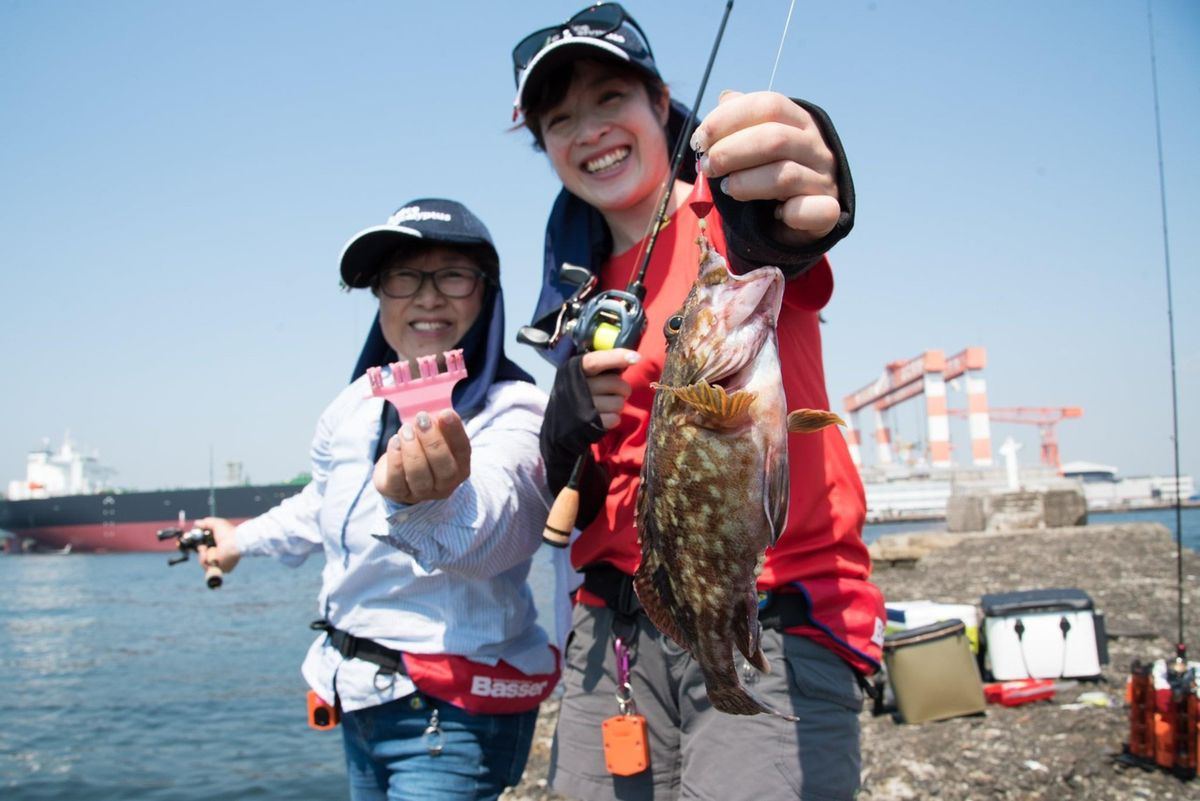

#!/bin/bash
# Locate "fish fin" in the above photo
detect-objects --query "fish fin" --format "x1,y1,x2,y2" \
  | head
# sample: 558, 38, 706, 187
764, 444, 789, 546
652, 380, 755, 424
633, 542, 690, 650
786, 409, 845, 433
731, 591, 770, 674
707, 685, 798, 721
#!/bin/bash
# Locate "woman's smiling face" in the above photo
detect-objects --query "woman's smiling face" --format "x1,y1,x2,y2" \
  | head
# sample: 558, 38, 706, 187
539, 60, 671, 220
375, 246, 486, 361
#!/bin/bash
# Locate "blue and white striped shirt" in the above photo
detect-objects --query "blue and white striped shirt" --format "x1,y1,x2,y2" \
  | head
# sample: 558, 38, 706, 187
235, 373, 554, 712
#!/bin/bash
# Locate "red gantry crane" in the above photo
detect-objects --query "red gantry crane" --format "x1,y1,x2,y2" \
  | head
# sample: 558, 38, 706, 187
843, 347, 991, 469
946, 406, 1083, 472
844, 347, 1084, 472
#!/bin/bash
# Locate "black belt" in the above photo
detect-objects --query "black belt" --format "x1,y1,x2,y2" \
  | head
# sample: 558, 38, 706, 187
581, 565, 811, 632
758, 590, 812, 632
582, 565, 644, 617
311, 620, 408, 676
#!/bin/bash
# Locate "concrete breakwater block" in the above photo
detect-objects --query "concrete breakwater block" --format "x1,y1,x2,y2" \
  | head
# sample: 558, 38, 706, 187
946, 487, 1087, 533
869, 532, 965, 564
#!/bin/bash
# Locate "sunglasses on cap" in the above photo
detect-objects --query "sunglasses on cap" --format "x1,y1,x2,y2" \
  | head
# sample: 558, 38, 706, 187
511, 2, 655, 78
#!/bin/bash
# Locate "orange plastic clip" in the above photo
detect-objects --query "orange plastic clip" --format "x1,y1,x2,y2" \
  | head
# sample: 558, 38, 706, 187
307, 689, 340, 731
602, 714, 650, 776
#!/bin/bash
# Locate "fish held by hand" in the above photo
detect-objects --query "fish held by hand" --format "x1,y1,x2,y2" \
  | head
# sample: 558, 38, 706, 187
634, 232, 841, 720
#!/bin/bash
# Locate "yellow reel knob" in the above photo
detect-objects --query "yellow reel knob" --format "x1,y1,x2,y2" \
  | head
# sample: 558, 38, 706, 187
592, 322, 620, 351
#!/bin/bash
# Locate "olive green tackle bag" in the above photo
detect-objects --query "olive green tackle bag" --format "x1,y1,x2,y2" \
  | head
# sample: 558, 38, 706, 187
883, 619, 987, 724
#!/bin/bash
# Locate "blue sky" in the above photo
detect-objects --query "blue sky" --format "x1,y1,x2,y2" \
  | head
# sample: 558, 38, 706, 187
1, 0, 1196, 492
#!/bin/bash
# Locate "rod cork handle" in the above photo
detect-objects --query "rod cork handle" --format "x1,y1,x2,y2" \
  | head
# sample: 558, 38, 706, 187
204, 564, 224, 589
543, 456, 587, 548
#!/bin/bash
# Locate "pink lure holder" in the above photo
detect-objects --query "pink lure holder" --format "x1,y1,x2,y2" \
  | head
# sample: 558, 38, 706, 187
365, 349, 468, 422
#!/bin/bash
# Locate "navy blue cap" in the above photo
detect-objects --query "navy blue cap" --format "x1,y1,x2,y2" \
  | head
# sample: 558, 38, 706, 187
339, 198, 499, 289
512, 3, 659, 118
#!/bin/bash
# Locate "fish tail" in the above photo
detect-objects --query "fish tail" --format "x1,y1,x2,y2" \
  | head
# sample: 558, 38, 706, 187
708, 685, 798, 722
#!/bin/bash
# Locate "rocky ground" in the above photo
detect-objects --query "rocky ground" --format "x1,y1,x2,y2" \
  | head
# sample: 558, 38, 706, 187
502, 522, 1200, 800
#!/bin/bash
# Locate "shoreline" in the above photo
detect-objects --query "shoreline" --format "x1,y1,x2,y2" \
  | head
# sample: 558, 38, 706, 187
502, 521, 1200, 800
864, 499, 1200, 526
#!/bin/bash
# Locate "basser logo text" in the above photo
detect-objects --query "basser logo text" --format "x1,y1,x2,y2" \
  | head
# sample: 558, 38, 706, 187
470, 675, 549, 699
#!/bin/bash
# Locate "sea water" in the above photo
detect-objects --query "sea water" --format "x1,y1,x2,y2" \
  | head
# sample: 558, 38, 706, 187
2, 507, 1197, 799
861, 505, 1200, 551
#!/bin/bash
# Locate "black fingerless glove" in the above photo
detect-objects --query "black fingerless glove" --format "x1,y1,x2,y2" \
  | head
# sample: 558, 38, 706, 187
712, 97, 855, 278
541, 354, 611, 530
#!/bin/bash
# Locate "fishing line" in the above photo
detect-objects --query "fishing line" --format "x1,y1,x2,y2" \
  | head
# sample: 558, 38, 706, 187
767, 0, 798, 93
1144, 0, 1186, 658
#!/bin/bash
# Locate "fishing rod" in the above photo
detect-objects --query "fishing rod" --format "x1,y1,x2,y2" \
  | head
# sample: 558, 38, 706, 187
208, 444, 217, 521
623, 0, 736, 298
1145, 6, 1187, 670
155, 446, 223, 589
540, 1, 736, 547
1121, 0, 1196, 779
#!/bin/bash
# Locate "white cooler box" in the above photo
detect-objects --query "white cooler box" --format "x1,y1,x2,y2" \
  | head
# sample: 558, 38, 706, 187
981, 588, 1108, 681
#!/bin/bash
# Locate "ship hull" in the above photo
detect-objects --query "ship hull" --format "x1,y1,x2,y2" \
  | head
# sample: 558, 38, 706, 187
0, 484, 303, 553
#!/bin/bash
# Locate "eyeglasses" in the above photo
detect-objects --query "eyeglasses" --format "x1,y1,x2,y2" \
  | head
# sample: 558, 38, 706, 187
376, 267, 489, 299
512, 3, 654, 76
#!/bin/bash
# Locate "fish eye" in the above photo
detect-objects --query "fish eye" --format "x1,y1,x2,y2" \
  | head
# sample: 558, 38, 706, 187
663, 314, 684, 339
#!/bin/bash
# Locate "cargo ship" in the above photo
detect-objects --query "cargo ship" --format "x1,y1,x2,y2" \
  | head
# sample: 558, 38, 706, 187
1, 437, 303, 553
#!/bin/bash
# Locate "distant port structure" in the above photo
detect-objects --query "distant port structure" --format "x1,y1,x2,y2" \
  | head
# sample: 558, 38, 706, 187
840, 346, 1193, 523
842, 346, 1080, 472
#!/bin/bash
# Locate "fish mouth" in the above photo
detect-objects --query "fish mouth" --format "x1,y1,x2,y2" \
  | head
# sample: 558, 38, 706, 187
727, 267, 785, 330
703, 268, 784, 393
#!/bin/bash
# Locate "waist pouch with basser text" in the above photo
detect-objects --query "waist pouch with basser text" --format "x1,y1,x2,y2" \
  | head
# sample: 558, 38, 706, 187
317, 621, 559, 715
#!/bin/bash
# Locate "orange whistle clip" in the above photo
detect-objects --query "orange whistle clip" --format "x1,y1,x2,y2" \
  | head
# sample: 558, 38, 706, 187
602, 714, 650, 776
307, 689, 340, 731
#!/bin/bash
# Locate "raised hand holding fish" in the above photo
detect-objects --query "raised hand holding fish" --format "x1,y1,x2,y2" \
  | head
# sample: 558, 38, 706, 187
692, 90, 843, 244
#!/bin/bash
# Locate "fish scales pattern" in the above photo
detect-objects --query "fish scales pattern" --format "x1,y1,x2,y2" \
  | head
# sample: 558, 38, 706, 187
644, 405, 771, 715
635, 231, 800, 720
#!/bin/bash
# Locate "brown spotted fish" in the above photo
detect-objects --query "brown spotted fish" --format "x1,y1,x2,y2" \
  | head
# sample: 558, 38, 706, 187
634, 231, 842, 719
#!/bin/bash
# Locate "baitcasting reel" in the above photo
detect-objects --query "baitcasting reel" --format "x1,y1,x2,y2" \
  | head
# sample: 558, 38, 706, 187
516, 264, 646, 356
156, 512, 223, 589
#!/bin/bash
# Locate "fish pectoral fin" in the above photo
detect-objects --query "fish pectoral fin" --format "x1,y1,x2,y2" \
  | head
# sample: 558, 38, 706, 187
786, 409, 845, 434
652, 380, 755, 424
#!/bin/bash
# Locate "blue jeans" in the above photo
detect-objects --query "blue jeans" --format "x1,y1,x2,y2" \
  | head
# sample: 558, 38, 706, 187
341, 693, 538, 801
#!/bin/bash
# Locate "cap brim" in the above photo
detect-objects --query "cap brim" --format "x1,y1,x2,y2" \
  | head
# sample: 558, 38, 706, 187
339, 226, 423, 288
339, 226, 501, 288
513, 37, 637, 116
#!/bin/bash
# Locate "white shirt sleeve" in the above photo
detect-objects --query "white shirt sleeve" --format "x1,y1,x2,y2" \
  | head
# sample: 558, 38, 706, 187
379, 383, 551, 580
234, 386, 344, 566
